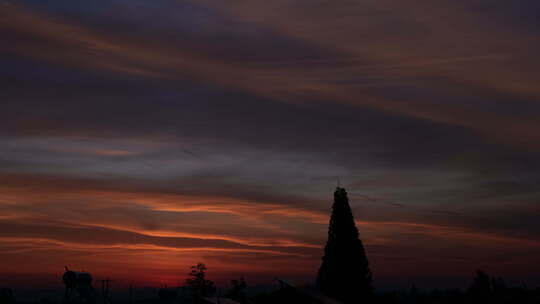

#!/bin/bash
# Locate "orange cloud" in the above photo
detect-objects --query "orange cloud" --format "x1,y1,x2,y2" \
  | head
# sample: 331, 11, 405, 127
2, 171, 539, 287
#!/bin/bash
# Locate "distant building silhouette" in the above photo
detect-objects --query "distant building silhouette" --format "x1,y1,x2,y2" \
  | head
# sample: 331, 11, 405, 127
317, 187, 373, 303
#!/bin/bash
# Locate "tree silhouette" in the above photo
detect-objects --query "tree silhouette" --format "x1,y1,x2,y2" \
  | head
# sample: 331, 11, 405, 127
317, 187, 372, 303
185, 263, 215, 300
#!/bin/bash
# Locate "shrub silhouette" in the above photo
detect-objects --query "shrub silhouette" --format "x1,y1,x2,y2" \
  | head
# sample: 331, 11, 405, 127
468, 270, 491, 298
317, 187, 372, 303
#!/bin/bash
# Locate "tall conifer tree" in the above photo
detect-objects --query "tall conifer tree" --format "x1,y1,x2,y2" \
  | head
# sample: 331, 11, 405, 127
317, 187, 372, 303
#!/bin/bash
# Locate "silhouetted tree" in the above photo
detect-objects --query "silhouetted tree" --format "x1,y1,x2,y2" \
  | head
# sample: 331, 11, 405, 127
317, 187, 372, 303
185, 263, 215, 300
468, 270, 491, 295
226, 277, 248, 303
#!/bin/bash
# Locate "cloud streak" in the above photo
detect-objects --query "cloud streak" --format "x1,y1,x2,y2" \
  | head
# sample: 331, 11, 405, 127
3, 2, 540, 148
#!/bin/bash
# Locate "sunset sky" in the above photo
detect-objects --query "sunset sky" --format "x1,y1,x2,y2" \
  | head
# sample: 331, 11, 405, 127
2, 0, 540, 289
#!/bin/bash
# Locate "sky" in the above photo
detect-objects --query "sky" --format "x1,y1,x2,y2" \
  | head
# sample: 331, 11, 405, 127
1, 0, 540, 290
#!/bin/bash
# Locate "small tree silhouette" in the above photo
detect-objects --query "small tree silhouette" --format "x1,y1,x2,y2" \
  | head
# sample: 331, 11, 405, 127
185, 263, 215, 300
466, 269, 494, 303
317, 187, 372, 303
468, 270, 491, 295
